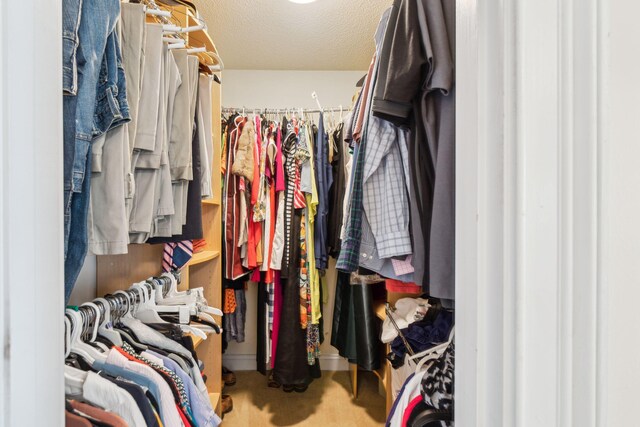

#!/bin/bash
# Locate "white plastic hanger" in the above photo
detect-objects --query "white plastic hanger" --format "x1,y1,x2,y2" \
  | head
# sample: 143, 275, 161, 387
158, 279, 220, 333
411, 327, 455, 374
134, 281, 190, 326
181, 24, 206, 33
79, 302, 110, 351
157, 273, 219, 311
145, 6, 171, 18
187, 46, 206, 54
168, 40, 186, 50
135, 280, 208, 338
132, 282, 170, 323
66, 309, 107, 365
64, 315, 72, 359
114, 290, 135, 319
311, 91, 323, 111
80, 302, 101, 343
95, 297, 123, 347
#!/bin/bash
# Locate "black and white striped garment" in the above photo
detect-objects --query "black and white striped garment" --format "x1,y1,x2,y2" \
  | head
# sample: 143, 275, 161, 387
282, 130, 298, 272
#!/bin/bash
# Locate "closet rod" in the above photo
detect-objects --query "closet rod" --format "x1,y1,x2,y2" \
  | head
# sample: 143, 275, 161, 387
221, 107, 346, 114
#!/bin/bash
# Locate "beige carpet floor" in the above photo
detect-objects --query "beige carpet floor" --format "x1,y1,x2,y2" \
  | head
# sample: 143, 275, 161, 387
220, 370, 386, 426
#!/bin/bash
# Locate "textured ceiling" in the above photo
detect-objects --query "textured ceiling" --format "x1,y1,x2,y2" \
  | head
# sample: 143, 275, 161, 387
192, 0, 390, 70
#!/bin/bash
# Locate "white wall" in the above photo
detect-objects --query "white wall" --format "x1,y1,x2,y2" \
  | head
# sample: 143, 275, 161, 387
221, 69, 365, 111
70, 255, 96, 305
222, 69, 364, 371
1, 1, 65, 426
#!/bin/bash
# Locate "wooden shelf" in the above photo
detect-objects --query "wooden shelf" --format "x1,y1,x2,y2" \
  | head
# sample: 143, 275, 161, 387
188, 250, 220, 266
374, 300, 386, 320
188, 334, 205, 349
209, 392, 221, 415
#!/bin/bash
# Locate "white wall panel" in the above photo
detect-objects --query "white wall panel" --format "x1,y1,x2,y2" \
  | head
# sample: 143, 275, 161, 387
0, 1, 64, 426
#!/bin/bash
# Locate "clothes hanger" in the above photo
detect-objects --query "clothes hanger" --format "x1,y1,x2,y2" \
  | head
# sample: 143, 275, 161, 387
110, 291, 151, 351
94, 297, 124, 347
143, 279, 206, 332
155, 0, 198, 20
79, 302, 101, 343
153, 275, 220, 323
311, 91, 323, 112
64, 315, 72, 359
66, 309, 107, 365
412, 327, 455, 374
79, 302, 110, 352
131, 282, 172, 324
156, 273, 223, 320
134, 280, 208, 338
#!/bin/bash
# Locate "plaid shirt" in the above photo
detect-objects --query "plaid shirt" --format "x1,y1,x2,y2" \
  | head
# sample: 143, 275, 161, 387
362, 116, 412, 258
336, 126, 368, 272
337, 9, 390, 272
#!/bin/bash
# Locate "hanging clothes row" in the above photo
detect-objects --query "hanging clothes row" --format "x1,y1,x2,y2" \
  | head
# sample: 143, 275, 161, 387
62, 0, 220, 304
220, 107, 347, 391
64, 272, 223, 427
329, 0, 456, 424
334, 0, 456, 307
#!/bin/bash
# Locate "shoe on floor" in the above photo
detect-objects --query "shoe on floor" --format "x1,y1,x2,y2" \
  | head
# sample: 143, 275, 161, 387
267, 371, 280, 388
222, 366, 237, 386
294, 384, 308, 393
221, 394, 233, 416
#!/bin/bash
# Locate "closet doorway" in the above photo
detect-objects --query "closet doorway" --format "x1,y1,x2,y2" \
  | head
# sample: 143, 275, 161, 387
6, 0, 638, 426
202, 0, 456, 425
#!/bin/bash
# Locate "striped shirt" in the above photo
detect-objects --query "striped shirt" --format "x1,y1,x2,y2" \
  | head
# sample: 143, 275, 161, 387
282, 130, 298, 272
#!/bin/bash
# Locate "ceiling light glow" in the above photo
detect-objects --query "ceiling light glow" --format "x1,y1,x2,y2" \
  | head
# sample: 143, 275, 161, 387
288, 0, 317, 4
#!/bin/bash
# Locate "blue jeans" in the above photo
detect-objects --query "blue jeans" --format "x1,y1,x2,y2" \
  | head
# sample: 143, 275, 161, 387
62, 0, 82, 95
63, 0, 127, 303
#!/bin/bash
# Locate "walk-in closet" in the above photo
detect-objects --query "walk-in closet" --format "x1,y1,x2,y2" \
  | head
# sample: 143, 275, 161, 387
58, 0, 456, 424
4, 0, 640, 426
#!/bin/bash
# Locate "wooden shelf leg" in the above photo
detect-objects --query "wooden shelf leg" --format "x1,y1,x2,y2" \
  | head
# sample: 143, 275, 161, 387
349, 362, 358, 399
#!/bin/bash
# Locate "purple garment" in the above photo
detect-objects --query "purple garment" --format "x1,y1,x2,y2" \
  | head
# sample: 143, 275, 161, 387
147, 350, 221, 427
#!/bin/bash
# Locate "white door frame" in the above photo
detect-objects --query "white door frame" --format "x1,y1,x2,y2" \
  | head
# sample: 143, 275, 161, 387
456, 0, 610, 425
0, 1, 64, 426
4, 0, 639, 426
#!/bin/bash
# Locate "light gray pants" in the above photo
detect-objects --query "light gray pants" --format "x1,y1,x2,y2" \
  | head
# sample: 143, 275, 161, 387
88, 126, 129, 254
168, 49, 194, 181
198, 74, 213, 199
128, 23, 164, 239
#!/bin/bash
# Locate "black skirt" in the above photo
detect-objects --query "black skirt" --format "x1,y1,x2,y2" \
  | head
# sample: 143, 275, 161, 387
273, 209, 318, 385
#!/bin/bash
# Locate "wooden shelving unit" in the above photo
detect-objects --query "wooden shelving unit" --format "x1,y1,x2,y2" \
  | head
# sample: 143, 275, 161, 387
97, 4, 224, 415
188, 250, 220, 266
188, 333, 205, 349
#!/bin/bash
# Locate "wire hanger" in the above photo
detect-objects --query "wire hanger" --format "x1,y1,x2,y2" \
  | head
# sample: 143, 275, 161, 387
311, 91, 323, 112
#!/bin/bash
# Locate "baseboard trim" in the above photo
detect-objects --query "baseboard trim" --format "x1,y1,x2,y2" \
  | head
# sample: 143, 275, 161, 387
222, 353, 350, 371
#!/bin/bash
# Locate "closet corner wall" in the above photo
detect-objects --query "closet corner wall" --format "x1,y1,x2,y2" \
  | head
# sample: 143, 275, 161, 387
96, 5, 223, 414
